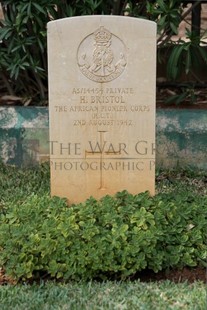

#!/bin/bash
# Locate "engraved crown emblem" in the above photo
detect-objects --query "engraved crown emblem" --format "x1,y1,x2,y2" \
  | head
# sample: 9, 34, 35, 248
94, 26, 112, 44
77, 26, 127, 82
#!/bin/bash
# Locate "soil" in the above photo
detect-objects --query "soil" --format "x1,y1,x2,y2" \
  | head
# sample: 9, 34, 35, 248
156, 85, 207, 110
0, 268, 17, 285
135, 267, 207, 283
0, 267, 206, 285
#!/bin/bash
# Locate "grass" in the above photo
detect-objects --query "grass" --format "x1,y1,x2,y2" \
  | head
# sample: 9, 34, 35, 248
0, 280, 206, 310
0, 162, 50, 206
0, 163, 206, 207
0, 163, 206, 309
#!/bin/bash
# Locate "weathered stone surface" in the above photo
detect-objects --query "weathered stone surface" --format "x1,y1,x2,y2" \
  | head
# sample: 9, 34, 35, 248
156, 109, 207, 169
0, 107, 49, 166
48, 16, 156, 203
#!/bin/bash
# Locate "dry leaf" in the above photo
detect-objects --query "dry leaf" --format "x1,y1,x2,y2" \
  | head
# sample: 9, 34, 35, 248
23, 98, 32, 106
0, 95, 23, 102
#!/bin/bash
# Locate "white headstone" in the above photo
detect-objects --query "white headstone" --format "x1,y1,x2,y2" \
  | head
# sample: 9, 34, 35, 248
48, 16, 156, 204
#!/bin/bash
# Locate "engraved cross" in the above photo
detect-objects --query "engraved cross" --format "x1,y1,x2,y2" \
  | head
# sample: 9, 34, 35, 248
85, 131, 120, 190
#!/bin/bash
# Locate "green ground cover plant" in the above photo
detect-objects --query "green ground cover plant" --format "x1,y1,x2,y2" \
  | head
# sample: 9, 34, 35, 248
0, 163, 206, 282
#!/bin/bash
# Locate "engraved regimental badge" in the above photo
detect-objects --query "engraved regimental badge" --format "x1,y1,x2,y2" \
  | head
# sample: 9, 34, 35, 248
77, 26, 127, 83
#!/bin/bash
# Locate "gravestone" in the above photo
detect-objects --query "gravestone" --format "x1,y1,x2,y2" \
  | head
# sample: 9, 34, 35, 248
48, 16, 156, 204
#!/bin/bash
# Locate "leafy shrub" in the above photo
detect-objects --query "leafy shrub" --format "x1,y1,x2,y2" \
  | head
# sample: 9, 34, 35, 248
0, 0, 114, 103
1, 0, 207, 104
0, 190, 206, 281
166, 29, 207, 81
154, 193, 207, 269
